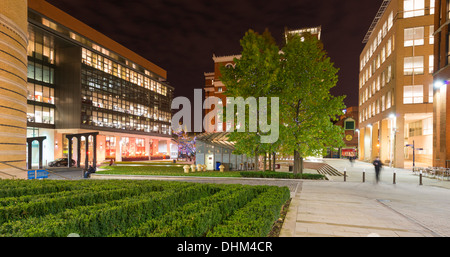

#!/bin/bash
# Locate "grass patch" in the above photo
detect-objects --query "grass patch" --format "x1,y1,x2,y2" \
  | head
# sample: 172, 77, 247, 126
97, 164, 243, 177
98, 164, 325, 180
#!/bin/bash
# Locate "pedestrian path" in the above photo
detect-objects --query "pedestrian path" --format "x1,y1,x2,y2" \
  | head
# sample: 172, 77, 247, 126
280, 158, 450, 237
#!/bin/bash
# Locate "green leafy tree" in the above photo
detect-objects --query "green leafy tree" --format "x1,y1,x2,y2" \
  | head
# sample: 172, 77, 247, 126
220, 29, 345, 173
279, 33, 345, 173
219, 29, 280, 170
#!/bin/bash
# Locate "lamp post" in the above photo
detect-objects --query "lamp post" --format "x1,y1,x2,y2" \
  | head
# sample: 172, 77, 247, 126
406, 140, 423, 171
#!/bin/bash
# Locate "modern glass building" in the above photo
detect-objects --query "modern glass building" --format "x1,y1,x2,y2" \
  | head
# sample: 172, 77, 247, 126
18, 0, 175, 172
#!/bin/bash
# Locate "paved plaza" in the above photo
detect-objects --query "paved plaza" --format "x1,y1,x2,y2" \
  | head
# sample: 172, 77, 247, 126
50, 158, 450, 237
281, 158, 450, 237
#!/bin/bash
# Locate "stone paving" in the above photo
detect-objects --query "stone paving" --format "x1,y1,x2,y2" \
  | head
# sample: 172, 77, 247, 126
49, 158, 450, 237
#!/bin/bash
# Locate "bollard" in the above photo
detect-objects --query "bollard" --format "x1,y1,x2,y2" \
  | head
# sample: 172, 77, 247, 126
344, 170, 346, 182
420, 172, 423, 185
363, 172, 365, 183
393, 170, 396, 184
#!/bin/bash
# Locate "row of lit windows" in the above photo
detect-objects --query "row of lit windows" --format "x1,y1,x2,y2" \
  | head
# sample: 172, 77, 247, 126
360, 12, 394, 71
360, 90, 394, 123
360, 37, 393, 87
81, 67, 171, 124
84, 90, 171, 122
403, 84, 433, 104
82, 48, 168, 96
27, 25, 55, 64
360, 65, 393, 105
27, 83, 54, 104
81, 107, 170, 135
33, 13, 163, 81
27, 104, 54, 125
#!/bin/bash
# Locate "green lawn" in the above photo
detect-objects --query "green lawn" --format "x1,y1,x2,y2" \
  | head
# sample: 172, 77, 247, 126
97, 162, 243, 177
96, 162, 326, 180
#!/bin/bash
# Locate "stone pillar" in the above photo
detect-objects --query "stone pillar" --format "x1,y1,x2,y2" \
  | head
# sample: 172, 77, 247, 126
167, 139, 171, 157
0, 0, 28, 179
115, 136, 122, 162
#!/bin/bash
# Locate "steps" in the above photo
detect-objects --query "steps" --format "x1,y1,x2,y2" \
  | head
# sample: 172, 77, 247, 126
304, 162, 343, 177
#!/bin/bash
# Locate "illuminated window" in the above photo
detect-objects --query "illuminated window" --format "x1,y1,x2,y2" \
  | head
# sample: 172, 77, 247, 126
404, 27, 424, 47
404, 0, 425, 18
403, 85, 423, 104
404, 56, 424, 75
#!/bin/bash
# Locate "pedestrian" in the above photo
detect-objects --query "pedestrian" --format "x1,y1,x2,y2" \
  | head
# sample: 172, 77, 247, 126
84, 165, 96, 178
373, 156, 382, 183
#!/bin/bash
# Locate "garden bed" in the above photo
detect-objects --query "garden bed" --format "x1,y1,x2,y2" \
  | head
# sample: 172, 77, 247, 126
0, 179, 290, 237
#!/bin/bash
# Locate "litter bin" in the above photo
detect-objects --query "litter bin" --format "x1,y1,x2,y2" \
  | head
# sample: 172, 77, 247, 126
215, 162, 221, 171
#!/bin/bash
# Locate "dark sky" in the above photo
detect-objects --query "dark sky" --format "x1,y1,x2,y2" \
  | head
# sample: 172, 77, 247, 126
46, 0, 382, 108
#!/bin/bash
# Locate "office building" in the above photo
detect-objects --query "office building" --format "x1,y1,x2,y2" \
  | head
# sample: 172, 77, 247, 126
0, 0, 175, 178
432, 0, 450, 168
358, 0, 435, 168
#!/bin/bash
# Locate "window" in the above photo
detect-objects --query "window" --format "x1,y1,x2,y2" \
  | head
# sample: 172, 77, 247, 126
430, 0, 435, 14
387, 38, 392, 56
404, 27, 424, 47
404, 0, 425, 18
404, 56, 424, 75
403, 85, 423, 104
388, 12, 394, 30
386, 91, 392, 109
344, 119, 355, 130
429, 25, 434, 44
429, 55, 434, 74
409, 120, 423, 137
423, 117, 432, 135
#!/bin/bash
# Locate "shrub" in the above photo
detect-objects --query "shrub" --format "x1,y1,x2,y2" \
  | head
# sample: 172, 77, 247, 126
240, 171, 325, 180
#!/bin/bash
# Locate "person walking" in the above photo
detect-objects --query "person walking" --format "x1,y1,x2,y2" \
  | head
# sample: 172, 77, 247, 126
373, 157, 382, 183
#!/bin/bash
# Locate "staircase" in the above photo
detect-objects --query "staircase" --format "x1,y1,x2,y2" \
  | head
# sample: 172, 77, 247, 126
304, 162, 343, 176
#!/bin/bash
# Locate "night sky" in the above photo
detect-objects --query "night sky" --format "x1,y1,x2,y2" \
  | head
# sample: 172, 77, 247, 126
46, 0, 382, 108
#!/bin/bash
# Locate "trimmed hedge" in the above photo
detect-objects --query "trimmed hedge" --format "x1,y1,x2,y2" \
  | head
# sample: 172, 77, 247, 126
240, 171, 325, 180
0, 180, 289, 237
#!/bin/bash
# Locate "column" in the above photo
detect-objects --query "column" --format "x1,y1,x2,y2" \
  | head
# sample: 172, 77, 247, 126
38, 139, 43, 169
67, 136, 73, 168
115, 136, 122, 162
0, 0, 28, 179
166, 139, 171, 158
85, 135, 89, 169
76, 136, 81, 168
93, 134, 97, 168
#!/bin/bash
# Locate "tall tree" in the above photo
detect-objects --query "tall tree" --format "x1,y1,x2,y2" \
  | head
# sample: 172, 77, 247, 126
279, 33, 345, 173
219, 29, 280, 170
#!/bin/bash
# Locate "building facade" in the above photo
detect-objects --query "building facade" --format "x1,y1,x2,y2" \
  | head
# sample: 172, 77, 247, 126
0, 0, 28, 179
358, 0, 435, 168
433, 0, 450, 168
0, 0, 176, 177
203, 27, 322, 133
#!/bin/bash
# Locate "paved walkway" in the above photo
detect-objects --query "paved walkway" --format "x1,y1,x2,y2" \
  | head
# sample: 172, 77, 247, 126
280, 158, 450, 237
56, 158, 450, 237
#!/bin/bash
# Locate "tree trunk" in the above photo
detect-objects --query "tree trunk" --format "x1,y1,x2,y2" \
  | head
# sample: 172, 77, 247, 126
272, 152, 276, 171
268, 152, 272, 171
263, 152, 267, 171
254, 151, 259, 171
293, 150, 304, 174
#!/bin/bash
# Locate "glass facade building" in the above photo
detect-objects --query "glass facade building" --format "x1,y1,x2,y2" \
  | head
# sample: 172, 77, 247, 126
25, 0, 176, 168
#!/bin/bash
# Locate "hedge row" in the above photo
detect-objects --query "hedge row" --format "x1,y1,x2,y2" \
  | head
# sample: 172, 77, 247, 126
240, 171, 325, 180
206, 186, 291, 237
0, 180, 290, 237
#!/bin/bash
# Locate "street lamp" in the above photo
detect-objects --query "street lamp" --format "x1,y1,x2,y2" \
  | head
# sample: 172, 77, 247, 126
405, 140, 423, 171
